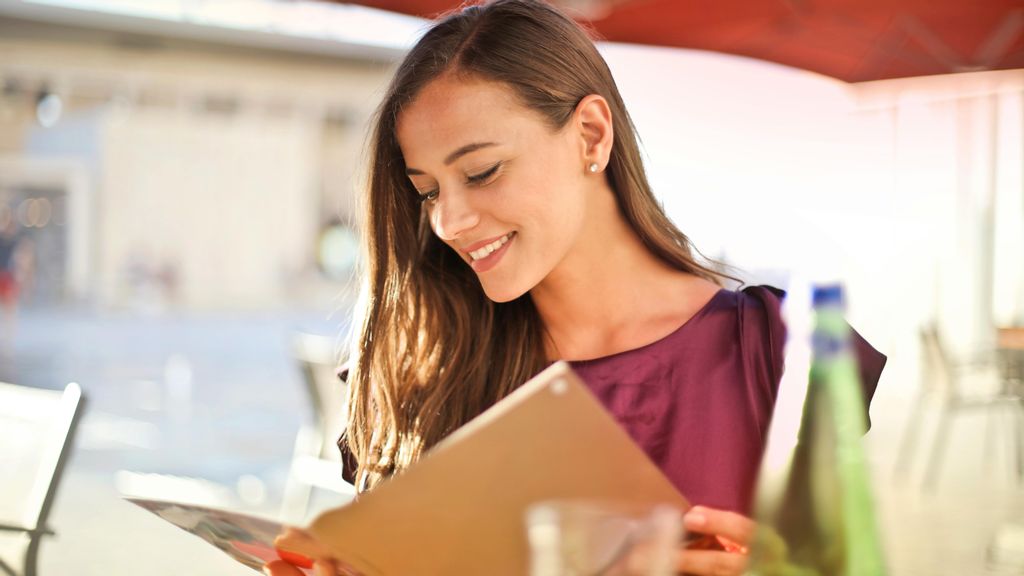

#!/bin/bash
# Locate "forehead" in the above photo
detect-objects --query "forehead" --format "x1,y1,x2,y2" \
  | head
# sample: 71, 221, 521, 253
396, 76, 549, 163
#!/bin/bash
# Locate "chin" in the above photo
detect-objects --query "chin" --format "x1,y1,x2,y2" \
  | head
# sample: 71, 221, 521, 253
479, 280, 529, 304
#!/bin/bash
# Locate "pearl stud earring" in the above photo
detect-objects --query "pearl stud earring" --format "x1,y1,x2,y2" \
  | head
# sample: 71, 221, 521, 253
588, 162, 599, 173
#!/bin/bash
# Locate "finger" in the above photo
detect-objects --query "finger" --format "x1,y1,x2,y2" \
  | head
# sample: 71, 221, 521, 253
263, 559, 306, 576
674, 549, 749, 576
275, 527, 333, 559
273, 527, 312, 549
683, 506, 755, 546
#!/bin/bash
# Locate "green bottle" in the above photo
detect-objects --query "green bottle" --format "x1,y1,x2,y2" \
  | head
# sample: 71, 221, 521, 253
748, 284, 886, 576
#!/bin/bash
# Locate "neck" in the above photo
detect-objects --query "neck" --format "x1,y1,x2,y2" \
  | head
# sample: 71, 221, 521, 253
529, 185, 695, 360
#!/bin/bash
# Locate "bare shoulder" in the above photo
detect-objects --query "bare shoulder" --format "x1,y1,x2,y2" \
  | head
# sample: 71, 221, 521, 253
647, 272, 723, 330
675, 273, 724, 313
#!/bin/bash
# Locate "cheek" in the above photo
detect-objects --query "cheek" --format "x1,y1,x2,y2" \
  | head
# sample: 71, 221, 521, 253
512, 182, 587, 270
426, 206, 440, 235
533, 162, 586, 226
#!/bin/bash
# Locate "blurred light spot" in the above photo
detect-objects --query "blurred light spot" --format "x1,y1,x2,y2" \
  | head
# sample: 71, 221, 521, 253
21, 198, 52, 228
236, 474, 267, 506
16, 199, 32, 227
318, 224, 359, 279
35, 92, 62, 127
26, 199, 41, 227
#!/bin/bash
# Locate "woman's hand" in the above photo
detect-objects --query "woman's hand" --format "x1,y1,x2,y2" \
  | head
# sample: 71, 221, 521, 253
262, 527, 361, 576
674, 505, 754, 575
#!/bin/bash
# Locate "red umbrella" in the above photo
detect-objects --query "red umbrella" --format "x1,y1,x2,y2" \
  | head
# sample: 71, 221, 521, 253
333, 0, 1024, 82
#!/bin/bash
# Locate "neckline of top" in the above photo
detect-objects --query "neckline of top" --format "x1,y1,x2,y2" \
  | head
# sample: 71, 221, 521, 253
567, 287, 728, 365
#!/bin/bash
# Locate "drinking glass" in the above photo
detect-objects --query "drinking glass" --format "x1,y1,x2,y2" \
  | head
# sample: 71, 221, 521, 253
525, 500, 683, 576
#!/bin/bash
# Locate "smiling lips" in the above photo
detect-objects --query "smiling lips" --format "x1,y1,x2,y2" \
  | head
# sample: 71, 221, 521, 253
467, 232, 515, 261
465, 231, 516, 273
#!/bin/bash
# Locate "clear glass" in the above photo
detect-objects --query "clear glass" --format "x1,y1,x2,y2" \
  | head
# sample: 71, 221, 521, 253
525, 500, 684, 576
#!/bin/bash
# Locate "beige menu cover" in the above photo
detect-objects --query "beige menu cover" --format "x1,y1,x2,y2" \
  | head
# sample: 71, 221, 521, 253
302, 361, 689, 575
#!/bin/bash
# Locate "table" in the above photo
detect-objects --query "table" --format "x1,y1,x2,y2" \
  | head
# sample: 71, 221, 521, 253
996, 327, 1024, 392
998, 327, 1024, 350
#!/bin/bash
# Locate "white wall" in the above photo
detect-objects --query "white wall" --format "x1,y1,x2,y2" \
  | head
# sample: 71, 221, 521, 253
96, 108, 318, 308
2, 27, 394, 309
601, 43, 1024, 366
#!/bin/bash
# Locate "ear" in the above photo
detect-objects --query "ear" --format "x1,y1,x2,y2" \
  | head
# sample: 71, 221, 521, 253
573, 94, 613, 172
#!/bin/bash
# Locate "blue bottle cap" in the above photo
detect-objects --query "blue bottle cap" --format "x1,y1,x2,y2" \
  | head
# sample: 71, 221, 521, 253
812, 284, 845, 307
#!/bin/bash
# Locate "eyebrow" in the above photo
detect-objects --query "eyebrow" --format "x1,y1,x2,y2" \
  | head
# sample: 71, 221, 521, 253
405, 141, 498, 176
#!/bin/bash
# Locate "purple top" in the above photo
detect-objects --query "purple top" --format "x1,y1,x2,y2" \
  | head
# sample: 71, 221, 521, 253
568, 285, 886, 514
338, 286, 886, 508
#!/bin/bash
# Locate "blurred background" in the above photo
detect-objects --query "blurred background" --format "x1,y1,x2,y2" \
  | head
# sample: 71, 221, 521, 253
0, 0, 1021, 574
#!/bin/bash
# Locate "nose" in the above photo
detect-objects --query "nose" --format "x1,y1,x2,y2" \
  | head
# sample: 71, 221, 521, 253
430, 188, 479, 242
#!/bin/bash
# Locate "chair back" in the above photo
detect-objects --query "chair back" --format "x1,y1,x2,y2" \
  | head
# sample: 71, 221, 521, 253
291, 333, 346, 460
0, 381, 85, 532
920, 325, 955, 397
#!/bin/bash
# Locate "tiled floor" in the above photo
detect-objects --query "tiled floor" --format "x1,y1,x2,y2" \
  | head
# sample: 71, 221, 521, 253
869, 370, 1024, 576
1, 307, 1021, 575
1, 307, 353, 575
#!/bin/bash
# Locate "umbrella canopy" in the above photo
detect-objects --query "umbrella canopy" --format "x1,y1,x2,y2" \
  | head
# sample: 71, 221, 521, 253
335, 0, 1024, 82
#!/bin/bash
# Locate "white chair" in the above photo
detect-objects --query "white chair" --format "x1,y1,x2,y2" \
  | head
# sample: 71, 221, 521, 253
280, 333, 354, 523
0, 382, 85, 576
894, 326, 1024, 488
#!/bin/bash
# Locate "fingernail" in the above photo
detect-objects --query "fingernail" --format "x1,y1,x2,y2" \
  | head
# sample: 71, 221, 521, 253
684, 512, 706, 527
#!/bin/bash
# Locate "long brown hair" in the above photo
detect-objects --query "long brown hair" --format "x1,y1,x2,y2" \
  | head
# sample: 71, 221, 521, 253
345, 0, 729, 491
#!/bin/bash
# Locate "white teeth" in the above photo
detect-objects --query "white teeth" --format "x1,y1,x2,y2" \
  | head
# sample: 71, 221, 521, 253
469, 232, 513, 261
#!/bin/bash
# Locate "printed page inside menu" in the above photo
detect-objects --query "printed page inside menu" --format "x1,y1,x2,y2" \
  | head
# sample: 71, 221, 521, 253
127, 498, 315, 574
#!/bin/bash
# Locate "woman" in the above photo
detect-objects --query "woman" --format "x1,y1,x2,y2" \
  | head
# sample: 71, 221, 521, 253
269, 1, 885, 574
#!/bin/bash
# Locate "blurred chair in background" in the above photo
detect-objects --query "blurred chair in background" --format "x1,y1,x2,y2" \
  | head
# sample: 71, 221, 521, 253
986, 325, 1024, 575
280, 333, 354, 523
996, 327, 1024, 397
0, 382, 85, 576
895, 325, 1024, 489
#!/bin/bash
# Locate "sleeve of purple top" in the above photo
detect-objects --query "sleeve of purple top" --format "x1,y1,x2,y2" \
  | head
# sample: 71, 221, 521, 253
742, 285, 886, 429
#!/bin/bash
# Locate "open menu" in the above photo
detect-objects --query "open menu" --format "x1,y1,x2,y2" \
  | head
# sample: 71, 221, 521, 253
128, 497, 314, 574
128, 361, 690, 575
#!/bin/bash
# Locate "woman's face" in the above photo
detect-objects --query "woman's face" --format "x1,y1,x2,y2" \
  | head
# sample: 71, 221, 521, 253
396, 76, 593, 303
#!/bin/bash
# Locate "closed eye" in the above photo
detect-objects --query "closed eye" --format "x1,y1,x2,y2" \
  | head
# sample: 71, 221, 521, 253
415, 161, 503, 204
417, 188, 439, 203
467, 162, 502, 185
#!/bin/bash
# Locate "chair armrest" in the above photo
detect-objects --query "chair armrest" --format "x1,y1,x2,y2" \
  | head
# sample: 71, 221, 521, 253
0, 523, 54, 536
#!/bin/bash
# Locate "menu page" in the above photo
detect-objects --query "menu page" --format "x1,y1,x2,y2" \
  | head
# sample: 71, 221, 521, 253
127, 498, 314, 574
